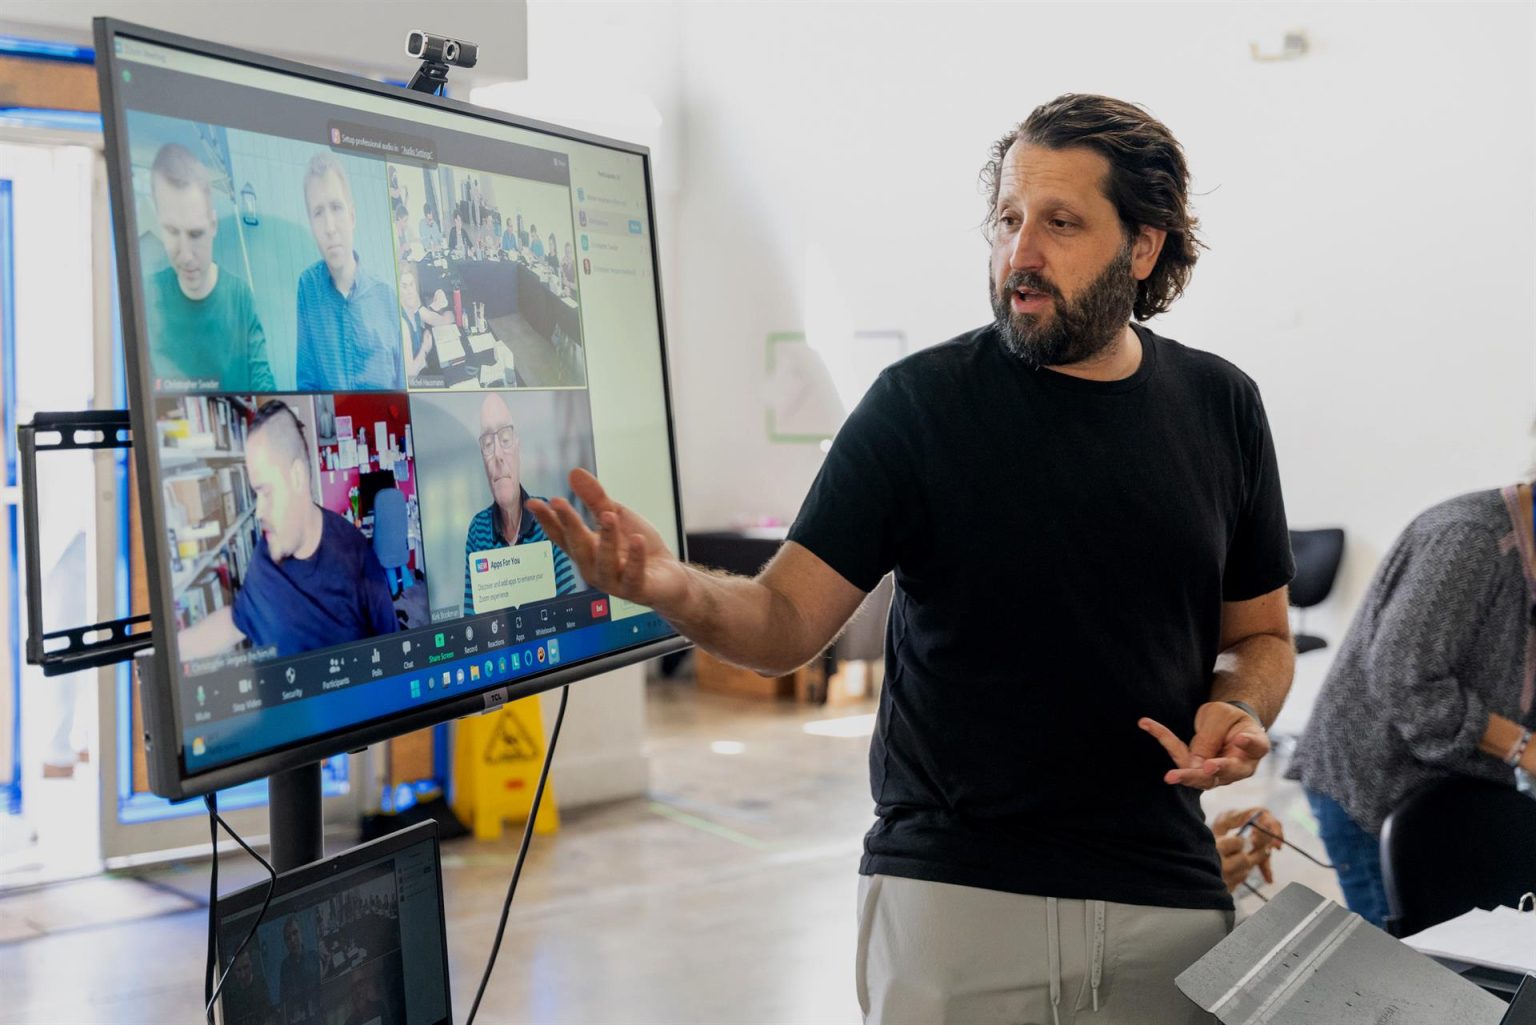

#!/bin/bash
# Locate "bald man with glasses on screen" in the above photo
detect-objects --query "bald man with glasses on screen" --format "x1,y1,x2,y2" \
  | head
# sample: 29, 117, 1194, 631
462, 393, 580, 616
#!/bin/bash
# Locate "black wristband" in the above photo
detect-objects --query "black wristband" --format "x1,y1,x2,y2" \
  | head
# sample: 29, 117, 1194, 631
1224, 699, 1263, 727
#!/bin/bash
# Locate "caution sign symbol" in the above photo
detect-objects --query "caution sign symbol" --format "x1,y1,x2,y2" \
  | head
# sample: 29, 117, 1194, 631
453, 695, 560, 840
483, 706, 542, 763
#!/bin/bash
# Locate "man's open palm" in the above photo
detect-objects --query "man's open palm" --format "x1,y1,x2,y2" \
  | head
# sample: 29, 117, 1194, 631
526, 469, 689, 610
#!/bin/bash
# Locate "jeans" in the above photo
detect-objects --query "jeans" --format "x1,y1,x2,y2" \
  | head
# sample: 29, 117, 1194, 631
1306, 788, 1390, 928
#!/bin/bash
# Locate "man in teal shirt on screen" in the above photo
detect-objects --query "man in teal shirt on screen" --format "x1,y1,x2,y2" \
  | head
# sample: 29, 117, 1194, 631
146, 143, 274, 392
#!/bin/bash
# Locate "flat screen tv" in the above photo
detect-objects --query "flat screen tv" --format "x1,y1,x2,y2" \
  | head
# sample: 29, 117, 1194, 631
95, 19, 687, 799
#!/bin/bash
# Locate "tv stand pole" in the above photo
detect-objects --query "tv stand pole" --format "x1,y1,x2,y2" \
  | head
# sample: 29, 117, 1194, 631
268, 763, 324, 871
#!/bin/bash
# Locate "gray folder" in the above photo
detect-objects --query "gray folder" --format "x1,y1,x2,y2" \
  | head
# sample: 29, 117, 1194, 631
1176, 883, 1508, 1025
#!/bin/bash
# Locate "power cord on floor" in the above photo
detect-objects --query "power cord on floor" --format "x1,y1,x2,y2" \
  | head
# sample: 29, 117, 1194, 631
464, 684, 570, 1025
203, 791, 279, 1024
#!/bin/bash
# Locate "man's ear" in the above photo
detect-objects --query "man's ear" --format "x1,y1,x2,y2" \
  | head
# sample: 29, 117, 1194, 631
1131, 225, 1166, 282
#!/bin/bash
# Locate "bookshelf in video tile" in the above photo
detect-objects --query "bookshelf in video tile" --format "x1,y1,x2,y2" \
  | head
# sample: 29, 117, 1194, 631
158, 395, 259, 630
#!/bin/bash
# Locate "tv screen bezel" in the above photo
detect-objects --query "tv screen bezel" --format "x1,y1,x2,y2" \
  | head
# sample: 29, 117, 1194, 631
95, 17, 691, 800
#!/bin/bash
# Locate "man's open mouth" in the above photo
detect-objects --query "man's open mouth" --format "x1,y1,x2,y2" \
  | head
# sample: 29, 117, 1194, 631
1011, 287, 1053, 311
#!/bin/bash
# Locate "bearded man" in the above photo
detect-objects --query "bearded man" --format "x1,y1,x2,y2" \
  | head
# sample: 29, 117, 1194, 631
530, 93, 1297, 1025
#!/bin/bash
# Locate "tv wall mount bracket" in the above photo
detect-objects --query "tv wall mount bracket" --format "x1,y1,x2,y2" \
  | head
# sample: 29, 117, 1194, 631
18, 409, 153, 676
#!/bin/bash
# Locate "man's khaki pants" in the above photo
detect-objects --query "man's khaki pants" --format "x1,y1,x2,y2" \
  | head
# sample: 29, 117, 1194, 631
857, 875, 1232, 1025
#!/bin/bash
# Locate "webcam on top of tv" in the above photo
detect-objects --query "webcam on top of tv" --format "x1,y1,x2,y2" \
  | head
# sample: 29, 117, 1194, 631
405, 30, 478, 94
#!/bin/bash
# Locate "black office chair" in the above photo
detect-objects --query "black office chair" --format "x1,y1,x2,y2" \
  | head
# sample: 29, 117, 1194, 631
1289, 528, 1345, 654
1379, 776, 1536, 938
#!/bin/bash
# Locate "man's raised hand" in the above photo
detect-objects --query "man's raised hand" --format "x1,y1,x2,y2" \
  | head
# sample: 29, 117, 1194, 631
526, 469, 690, 612
1138, 702, 1270, 790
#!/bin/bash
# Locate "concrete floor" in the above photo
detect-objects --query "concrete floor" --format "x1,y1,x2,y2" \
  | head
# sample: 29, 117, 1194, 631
0, 679, 1337, 1024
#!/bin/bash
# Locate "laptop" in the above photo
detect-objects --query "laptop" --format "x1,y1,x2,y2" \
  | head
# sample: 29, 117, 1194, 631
214, 820, 452, 1025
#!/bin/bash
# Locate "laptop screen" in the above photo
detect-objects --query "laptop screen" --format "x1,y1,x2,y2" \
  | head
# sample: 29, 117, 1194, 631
215, 822, 450, 1025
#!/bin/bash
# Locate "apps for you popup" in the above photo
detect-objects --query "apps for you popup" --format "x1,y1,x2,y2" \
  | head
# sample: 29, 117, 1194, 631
468, 539, 557, 612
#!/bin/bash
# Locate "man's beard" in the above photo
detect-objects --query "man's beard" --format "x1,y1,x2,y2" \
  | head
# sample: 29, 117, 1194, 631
990, 243, 1138, 368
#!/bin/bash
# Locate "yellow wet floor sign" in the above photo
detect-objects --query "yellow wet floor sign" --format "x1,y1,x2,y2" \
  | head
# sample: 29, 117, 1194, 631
452, 695, 559, 840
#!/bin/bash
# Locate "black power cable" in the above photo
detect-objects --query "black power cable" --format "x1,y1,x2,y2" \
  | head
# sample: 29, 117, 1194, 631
464, 684, 571, 1025
203, 792, 279, 1023
205, 793, 217, 1013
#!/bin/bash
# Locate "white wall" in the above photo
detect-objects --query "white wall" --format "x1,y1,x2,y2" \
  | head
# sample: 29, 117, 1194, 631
667, 2, 1536, 649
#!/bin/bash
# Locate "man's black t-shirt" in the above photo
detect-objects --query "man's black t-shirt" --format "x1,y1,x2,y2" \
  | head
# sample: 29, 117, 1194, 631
788, 323, 1294, 911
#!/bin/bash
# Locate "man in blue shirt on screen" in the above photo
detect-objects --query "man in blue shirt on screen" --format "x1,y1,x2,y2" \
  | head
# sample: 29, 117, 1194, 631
175, 400, 398, 662
294, 153, 402, 391
277, 915, 321, 1024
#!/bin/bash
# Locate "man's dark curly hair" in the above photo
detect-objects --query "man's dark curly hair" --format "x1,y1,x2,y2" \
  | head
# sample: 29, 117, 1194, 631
981, 93, 1203, 321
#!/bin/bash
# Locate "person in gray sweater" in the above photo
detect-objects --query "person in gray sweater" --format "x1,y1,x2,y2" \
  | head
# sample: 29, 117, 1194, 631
1288, 486, 1536, 927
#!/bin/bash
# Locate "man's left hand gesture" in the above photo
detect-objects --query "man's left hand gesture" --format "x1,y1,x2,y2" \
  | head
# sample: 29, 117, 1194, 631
1139, 703, 1270, 790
